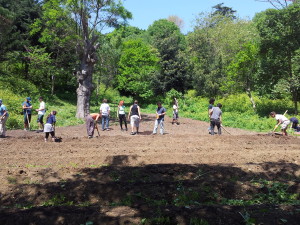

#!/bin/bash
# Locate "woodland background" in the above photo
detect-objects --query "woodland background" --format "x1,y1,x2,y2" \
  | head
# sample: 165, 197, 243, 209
0, 0, 299, 131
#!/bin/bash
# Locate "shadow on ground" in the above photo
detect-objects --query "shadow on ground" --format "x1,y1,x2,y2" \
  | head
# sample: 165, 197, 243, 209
0, 157, 299, 225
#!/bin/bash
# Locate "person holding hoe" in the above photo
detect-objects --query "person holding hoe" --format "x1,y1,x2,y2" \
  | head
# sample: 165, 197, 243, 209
22, 97, 32, 131
270, 111, 290, 136
44, 111, 57, 142
208, 98, 215, 134
210, 103, 222, 135
153, 102, 166, 135
86, 113, 101, 139
0, 99, 9, 138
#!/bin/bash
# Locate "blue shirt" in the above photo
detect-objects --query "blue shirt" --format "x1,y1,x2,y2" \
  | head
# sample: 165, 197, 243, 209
22, 101, 32, 114
0, 104, 9, 117
156, 107, 166, 120
46, 114, 56, 124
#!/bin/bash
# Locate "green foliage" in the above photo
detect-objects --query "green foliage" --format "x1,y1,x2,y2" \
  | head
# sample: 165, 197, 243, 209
224, 42, 259, 93
117, 39, 160, 100
254, 4, 300, 111
147, 19, 189, 94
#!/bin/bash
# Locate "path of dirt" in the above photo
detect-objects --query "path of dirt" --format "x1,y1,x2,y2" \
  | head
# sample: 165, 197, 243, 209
0, 114, 299, 225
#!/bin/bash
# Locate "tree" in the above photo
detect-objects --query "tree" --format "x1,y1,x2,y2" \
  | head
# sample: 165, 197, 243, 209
69, 0, 132, 118
188, 12, 258, 96
147, 19, 189, 94
0, 0, 42, 62
225, 43, 259, 109
254, 3, 300, 113
117, 39, 160, 100
212, 3, 237, 20
33, 0, 131, 118
167, 15, 184, 30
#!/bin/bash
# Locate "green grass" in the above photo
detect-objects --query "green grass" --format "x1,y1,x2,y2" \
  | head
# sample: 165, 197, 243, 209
143, 92, 299, 133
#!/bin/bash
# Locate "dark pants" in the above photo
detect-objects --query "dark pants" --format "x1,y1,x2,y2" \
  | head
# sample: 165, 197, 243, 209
45, 131, 55, 139
210, 119, 221, 135
24, 113, 31, 124
86, 115, 95, 137
292, 122, 298, 130
119, 114, 127, 129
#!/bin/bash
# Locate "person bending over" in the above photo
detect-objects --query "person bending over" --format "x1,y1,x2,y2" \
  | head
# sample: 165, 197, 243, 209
270, 111, 290, 136
210, 103, 222, 136
44, 111, 57, 142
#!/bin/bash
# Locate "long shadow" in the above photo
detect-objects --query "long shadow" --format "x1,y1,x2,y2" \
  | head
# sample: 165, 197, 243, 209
0, 158, 299, 225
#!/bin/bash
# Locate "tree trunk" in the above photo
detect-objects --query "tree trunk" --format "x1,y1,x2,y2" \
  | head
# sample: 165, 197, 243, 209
76, 61, 94, 118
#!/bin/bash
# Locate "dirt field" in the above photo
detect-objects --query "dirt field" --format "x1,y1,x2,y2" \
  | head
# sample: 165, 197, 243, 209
0, 114, 299, 225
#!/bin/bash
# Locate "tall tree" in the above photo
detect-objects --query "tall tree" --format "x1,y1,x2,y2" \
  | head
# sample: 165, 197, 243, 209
34, 0, 131, 117
225, 42, 259, 109
254, 3, 300, 113
147, 19, 189, 94
212, 3, 237, 20
167, 15, 184, 30
117, 39, 160, 100
188, 12, 258, 96
0, 0, 42, 62
69, 0, 132, 118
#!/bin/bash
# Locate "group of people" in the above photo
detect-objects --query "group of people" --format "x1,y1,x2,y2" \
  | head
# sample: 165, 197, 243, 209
1, 96, 299, 140
22, 96, 57, 142
86, 99, 181, 138
0, 97, 57, 142
270, 112, 300, 136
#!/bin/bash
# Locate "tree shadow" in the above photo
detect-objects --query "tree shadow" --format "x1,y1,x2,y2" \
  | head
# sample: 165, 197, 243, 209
0, 159, 299, 225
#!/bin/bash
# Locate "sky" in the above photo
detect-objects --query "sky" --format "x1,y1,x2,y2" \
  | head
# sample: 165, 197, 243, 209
120, 0, 273, 34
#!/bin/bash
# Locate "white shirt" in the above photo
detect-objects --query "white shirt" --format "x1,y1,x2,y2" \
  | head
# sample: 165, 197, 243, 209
100, 103, 110, 116
275, 114, 288, 123
38, 101, 46, 115
173, 104, 178, 113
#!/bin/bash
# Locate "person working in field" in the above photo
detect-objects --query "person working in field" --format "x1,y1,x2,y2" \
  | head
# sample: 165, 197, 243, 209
36, 96, 46, 132
128, 100, 141, 135
117, 100, 128, 131
22, 97, 32, 131
153, 102, 166, 135
210, 103, 222, 135
86, 113, 101, 139
290, 117, 300, 132
270, 111, 290, 136
99, 99, 110, 131
208, 98, 215, 134
44, 111, 57, 142
172, 99, 179, 125
0, 99, 9, 138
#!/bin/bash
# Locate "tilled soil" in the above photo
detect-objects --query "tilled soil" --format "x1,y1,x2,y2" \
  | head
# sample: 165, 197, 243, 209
0, 114, 299, 225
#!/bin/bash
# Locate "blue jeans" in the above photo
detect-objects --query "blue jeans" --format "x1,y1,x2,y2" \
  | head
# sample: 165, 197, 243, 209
101, 115, 109, 130
153, 119, 164, 134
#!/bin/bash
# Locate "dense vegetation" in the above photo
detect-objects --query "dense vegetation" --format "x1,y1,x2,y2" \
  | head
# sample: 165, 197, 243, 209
0, 0, 299, 131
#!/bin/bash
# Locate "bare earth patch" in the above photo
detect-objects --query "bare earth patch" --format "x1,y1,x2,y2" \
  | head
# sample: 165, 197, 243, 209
0, 114, 299, 225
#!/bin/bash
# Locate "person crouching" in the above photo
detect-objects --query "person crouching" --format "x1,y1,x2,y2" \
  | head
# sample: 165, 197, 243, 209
86, 113, 101, 138
44, 111, 57, 142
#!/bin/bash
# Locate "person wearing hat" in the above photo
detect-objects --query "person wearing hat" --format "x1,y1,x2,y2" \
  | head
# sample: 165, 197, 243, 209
22, 97, 32, 131
0, 99, 9, 138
